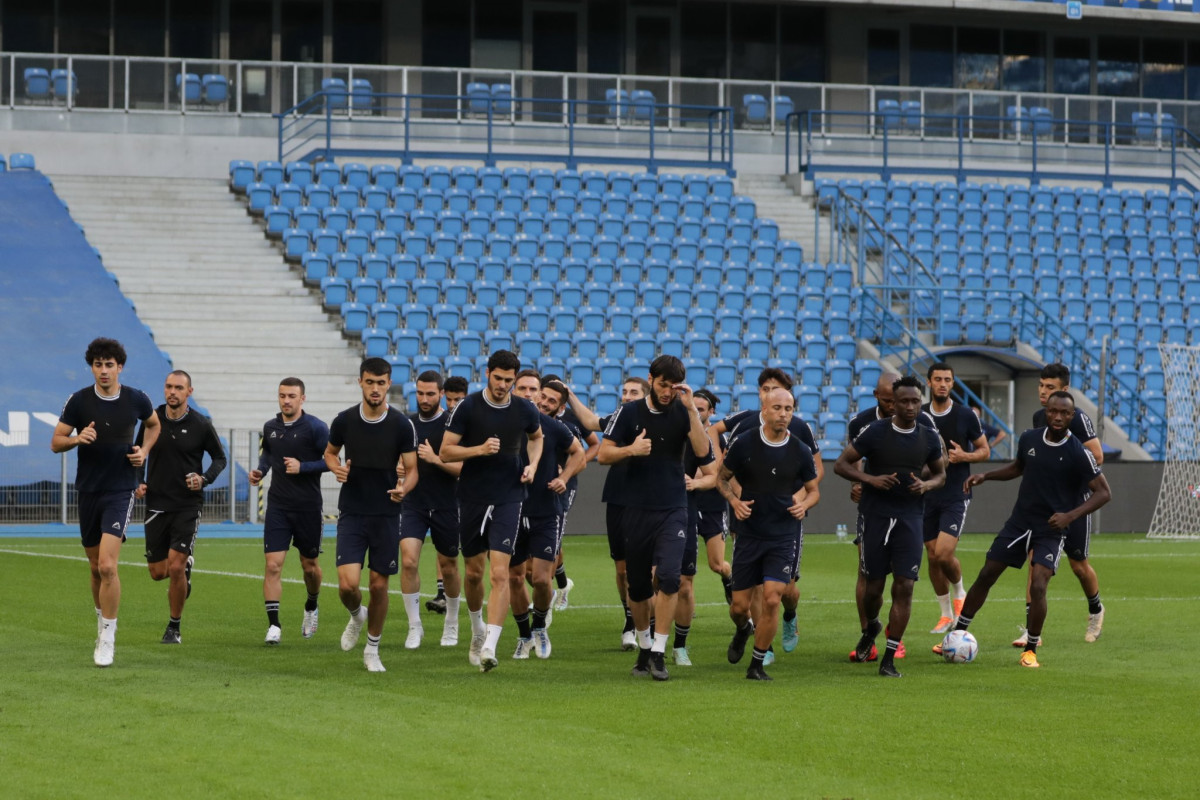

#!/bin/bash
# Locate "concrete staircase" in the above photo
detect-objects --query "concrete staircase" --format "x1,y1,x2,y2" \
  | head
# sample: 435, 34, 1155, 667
733, 173, 823, 263
50, 175, 363, 431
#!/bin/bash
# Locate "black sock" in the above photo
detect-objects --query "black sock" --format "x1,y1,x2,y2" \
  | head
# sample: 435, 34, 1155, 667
622, 603, 635, 632
1087, 593, 1103, 614
783, 607, 797, 623
721, 574, 732, 589
266, 601, 281, 628
435, 579, 445, 599
751, 647, 767, 668
304, 591, 319, 612
649, 616, 656, 633
168, 616, 181, 631
864, 617, 880, 636
555, 565, 568, 589
955, 614, 973, 631
883, 637, 900, 664
515, 611, 532, 639
531, 607, 548, 631
673, 623, 690, 649
1026, 634, 1040, 654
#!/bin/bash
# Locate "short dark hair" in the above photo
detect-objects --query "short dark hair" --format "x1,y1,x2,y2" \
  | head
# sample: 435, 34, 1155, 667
541, 380, 569, 404
167, 369, 192, 387
415, 370, 444, 390
359, 357, 392, 378
515, 368, 541, 382
623, 376, 651, 394
893, 375, 924, 394
649, 354, 685, 383
1047, 390, 1075, 405
927, 361, 954, 380
694, 388, 719, 410
443, 376, 469, 394
280, 377, 306, 394
85, 337, 127, 366
757, 367, 794, 391
488, 349, 521, 373
540, 373, 563, 387
1041, 363, 1071, 385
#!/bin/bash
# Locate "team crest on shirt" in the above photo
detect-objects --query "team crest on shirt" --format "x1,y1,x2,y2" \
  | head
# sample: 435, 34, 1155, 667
676, 529, 685, 538
1028, 448, 1036, 456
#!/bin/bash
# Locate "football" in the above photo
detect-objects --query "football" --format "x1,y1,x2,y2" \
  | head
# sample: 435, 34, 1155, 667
941, 630, 979, 663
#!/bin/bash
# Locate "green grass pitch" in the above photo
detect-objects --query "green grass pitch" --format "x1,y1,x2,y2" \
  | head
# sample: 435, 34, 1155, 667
1, 533, 1198, 799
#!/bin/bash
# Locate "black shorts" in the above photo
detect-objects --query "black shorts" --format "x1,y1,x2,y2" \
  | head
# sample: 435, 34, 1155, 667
730, 534, 798, 591
513, 513, 563, 567
789, 527, 804, 582
859, 512, 923, 582
987, 522, 1064, 575
622, 506, 688, 601
263, 504, 323, 559
923, 498, 970, 542
1062, 497, 1092, 562
78, 490, 135, 548
144, 508, 200, 563
606, 503, 626, 562
459, 500, 522, 559
696, 507, 728, 542
400, 506, 459, 558
683, 504, 700, 577
853, 510, 864, 546
336, 513, 401, 575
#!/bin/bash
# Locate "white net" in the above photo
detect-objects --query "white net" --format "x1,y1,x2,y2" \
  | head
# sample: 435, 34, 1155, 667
1147, 344, 1200, 539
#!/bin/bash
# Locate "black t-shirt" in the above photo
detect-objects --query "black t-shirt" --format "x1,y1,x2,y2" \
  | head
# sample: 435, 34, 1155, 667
258, 412, 329, 510
556, 406, 589, 497
445, 391, 541, 505
328, 404, 417, 516
686, 436, 726, 514
525, 412, 576, 517
723, 428, 817, 539
723, 408, 820, 456
1008, 428, 1102, 533
604, 398, 712, 510
59, 385, 154, 493
141, 405, 227, 511
852, 418, 944, 517
922, 400, 984, 503
598, 413, 629, 505
404, 409, 457, 511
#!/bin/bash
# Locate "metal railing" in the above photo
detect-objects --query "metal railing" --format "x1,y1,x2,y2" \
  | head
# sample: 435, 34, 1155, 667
275, 90, 735, 174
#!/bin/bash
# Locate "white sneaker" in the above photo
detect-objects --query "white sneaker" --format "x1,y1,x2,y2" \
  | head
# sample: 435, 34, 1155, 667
620, 630, 636, 651
341, 609, 367, 652
1012, 626, 1029, 648
404, 626, 424, 650
554, 577, 574, 611
440, 621, 459, 647
479, 646, 498, 672
545, 604, 553, 629
513, 637, 533, 659
93, 638, 114, 667
532, 627, 552, 659
265, 624, 282, 645
1085, 607, 1105, 643
302, 608, 319, 638
363, 648, 386, 672
468, 632, 485, 666
672, 646, 692, 666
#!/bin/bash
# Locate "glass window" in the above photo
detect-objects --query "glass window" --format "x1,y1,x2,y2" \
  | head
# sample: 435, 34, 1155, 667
230, 1, 272, 61
282, 0, 323, 63
170, 0, 217, 59
1097, 37, 1139, 97
1143, 38, 1184, 100
3, 0, 54, 52
957, 27, 999, 90
910, 25, 953, 88
532, 11, 578, 73
867, 29, 900, 86
1187, 42, 1200, 101
1002, 30, 1044, 93
423, 0, 470, 68
587, 0, 622, 75
682, 2, 726, 79
59, 0, 111, 55
115, 0, 166, 57
476, 0, 522, 70
334, 1, 383, 65
779, 7, 824, 83
730, 3, 775, 81
1054, 36, 1090, 95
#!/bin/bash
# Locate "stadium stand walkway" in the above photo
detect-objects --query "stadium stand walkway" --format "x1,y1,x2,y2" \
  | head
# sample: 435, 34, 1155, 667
51, 175, 362, 430
736, 173, 819, 259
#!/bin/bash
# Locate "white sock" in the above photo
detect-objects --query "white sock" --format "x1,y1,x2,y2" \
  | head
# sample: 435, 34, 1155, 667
651, 631, 669, 654
469, 608, 485, 636
402, 592, 421, 628
100, 616, 117, 642
937, 592, 953, 618
445, 595, 461, 621
95, 608, 102, 634
351, 605, 367, 621
952, 580, 966, 599
364, 633, 380, 653
636, 627, 653, 650
484, 623, 503, 651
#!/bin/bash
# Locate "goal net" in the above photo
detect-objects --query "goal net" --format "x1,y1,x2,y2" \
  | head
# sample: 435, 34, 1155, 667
1147, 343, 1200, 539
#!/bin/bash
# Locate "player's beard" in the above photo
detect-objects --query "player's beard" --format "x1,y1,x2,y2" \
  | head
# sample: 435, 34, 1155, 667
649, 390, 672, 411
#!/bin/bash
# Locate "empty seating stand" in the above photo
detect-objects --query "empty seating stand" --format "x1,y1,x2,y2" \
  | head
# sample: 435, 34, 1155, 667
176, 73, 202, 103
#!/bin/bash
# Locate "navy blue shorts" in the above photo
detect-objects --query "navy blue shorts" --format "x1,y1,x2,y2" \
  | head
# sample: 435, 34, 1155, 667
1062, 496, 1092, 562
513, 513, 563, 567
987, 522, 1064, 575
621, 506, 688, 601
144, 508, 200, 563
606, 503, 626, 562
682, 504, 700, 577
336, 513, 400, 575
459, 501, 522, 559
853, 510, 864, 546
859, 513, 923, 582
923, 497, 970, 542
400, 506, 459, 558
78, 490, 135, 548
697, 507, 728, 543
263, 504, 323, 559
789, 527, 805, 581
731, 534, 798, 591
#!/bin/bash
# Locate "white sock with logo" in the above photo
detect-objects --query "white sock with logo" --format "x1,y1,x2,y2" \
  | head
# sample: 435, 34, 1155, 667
402, 592, 421, 628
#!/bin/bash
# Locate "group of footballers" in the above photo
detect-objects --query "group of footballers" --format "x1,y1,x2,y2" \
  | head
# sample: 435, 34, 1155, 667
56, 336, 1112, 678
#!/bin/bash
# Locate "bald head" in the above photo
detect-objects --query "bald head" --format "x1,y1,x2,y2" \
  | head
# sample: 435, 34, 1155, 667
875, 371, 902, 416
762, 387, 795, 439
